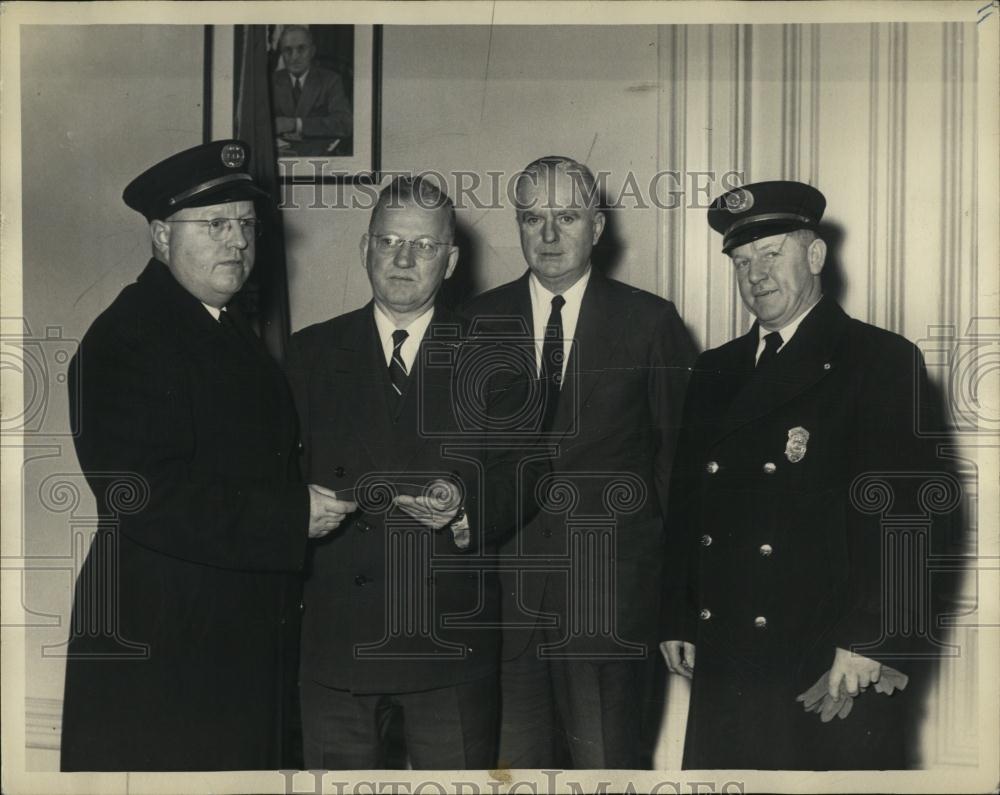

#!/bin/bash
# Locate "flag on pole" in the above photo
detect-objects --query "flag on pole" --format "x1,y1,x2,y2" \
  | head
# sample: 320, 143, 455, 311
235, 25, 291, 362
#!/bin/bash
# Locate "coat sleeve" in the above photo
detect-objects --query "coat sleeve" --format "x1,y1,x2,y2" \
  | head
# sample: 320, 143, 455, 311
70, 324, 309, 573
648, 302, 698, 523
825, 340, 954, 658
659, 361, 703, 644
301, 71, 354, 140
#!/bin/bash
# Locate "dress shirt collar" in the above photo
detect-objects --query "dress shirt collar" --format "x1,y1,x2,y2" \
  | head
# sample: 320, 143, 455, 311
528, 267, 591, 378
202, 303, 222, 321
754, 295, 822, 360
373, 302, 435, 371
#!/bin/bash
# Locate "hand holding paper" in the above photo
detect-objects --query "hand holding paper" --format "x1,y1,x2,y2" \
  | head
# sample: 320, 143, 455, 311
307, 484, 358, 539
394, 478, 462, 531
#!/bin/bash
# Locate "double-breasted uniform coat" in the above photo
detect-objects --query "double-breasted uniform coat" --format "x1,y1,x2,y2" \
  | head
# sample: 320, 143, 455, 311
663, 295, 953, 769
61, 259, 309, 771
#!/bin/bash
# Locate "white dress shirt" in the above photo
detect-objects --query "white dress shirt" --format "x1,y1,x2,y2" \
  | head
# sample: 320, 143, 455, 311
203, 303, 222, 321
528, 268, 591, 383
373, 303, 435, 373
753, 297, 822, 364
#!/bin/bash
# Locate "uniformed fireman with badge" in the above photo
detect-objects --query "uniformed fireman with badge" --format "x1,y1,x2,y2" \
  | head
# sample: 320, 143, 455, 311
660, 181, 956, 769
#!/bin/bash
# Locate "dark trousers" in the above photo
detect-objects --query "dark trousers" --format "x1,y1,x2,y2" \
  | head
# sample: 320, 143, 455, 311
300, 675, 497, 770
497, 623, 643, 769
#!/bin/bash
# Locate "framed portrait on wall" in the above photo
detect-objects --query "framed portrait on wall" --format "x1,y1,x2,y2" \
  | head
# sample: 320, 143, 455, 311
236, 24, 381, 183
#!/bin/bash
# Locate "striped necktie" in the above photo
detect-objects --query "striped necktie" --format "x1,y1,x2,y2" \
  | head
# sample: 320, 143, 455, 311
389, 329, 409, 401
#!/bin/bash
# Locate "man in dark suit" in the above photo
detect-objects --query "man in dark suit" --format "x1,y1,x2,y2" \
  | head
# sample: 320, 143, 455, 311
286, 176, 521, 769
661, 181, 957, 769
463, 156, 696, 769
271, 25, 353, 156
60, 140, 356, 771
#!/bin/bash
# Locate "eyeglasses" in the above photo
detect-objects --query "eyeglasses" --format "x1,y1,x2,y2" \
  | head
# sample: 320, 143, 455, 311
368, 234, 450, 260
168, 218, 263, 241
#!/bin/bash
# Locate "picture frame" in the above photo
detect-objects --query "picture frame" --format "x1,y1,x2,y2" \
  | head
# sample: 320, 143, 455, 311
237, 24, 382, 184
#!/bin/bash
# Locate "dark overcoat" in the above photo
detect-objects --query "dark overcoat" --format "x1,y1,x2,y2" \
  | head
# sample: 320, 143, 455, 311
662, 296, 955, 769
61, 259, 309, 771
464, 270, 696, 659
285, 303, 524, 695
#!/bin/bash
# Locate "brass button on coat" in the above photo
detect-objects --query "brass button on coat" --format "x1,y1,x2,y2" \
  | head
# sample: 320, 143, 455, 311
763, 462, 777, 474
706, 461, 720, 474
754, 616, 768, 629
699, 608, 712, 621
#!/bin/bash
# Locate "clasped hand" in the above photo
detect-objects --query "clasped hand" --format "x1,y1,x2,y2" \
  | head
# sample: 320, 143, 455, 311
307, 484, 357, 539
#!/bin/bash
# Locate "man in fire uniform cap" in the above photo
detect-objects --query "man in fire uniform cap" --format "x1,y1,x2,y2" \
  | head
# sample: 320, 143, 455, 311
61, 140, 355, 770
661, 180, 957, 769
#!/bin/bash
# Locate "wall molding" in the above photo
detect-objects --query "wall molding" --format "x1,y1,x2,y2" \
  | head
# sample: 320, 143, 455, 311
26, 696, 62, 752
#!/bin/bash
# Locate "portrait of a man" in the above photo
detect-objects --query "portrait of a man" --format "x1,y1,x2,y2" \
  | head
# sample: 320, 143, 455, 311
270, 24, 355, 157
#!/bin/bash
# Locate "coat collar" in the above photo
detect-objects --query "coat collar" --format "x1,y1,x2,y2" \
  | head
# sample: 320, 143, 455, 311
714, 295, 851, 443
136, 258, 223, 340
484, 269, 626, 438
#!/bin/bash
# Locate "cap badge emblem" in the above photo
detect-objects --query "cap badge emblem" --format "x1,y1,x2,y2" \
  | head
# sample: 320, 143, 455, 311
725, 188, 754, 214
221, 143, 246, 169
785, 426, 809, 463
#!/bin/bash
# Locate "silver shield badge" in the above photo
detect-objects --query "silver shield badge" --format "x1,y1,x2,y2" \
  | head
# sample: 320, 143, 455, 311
725, 188, 754, 213
221, 143, 246, 169
785, 426, 810, 463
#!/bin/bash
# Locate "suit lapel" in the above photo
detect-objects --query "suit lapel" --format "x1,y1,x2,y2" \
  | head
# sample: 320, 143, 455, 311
391, 306, 465, 472
550, 270, 620, 437
714, 297, 849, 443
338, 305, 395, 471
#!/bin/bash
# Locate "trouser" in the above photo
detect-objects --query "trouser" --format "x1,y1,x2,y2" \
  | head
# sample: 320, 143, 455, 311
497, 623, 643, 769
300, 674, 497, 770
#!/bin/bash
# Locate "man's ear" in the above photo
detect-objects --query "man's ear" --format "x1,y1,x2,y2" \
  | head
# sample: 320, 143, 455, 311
592, 211, 606, 246
807, 237, 828, 276
150, 220, 170, 258
443, 246, 459, 280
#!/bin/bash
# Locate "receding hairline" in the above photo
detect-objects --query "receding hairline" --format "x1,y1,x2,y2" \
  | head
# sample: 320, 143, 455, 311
516, 156, 597, 192
279, 25, 314, 47
368, 177, 456, 242
514, 155, 601, 212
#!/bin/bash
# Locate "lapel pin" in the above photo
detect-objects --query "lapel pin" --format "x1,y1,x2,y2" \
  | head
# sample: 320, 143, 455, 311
785, 426, 810, 463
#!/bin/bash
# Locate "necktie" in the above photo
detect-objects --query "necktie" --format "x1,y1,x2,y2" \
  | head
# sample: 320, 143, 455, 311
219, 309, 247, 346
757, 330, 784, 369
291, 76, 302, 106
540, 295, 566, 431
389, 329, 409, 402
